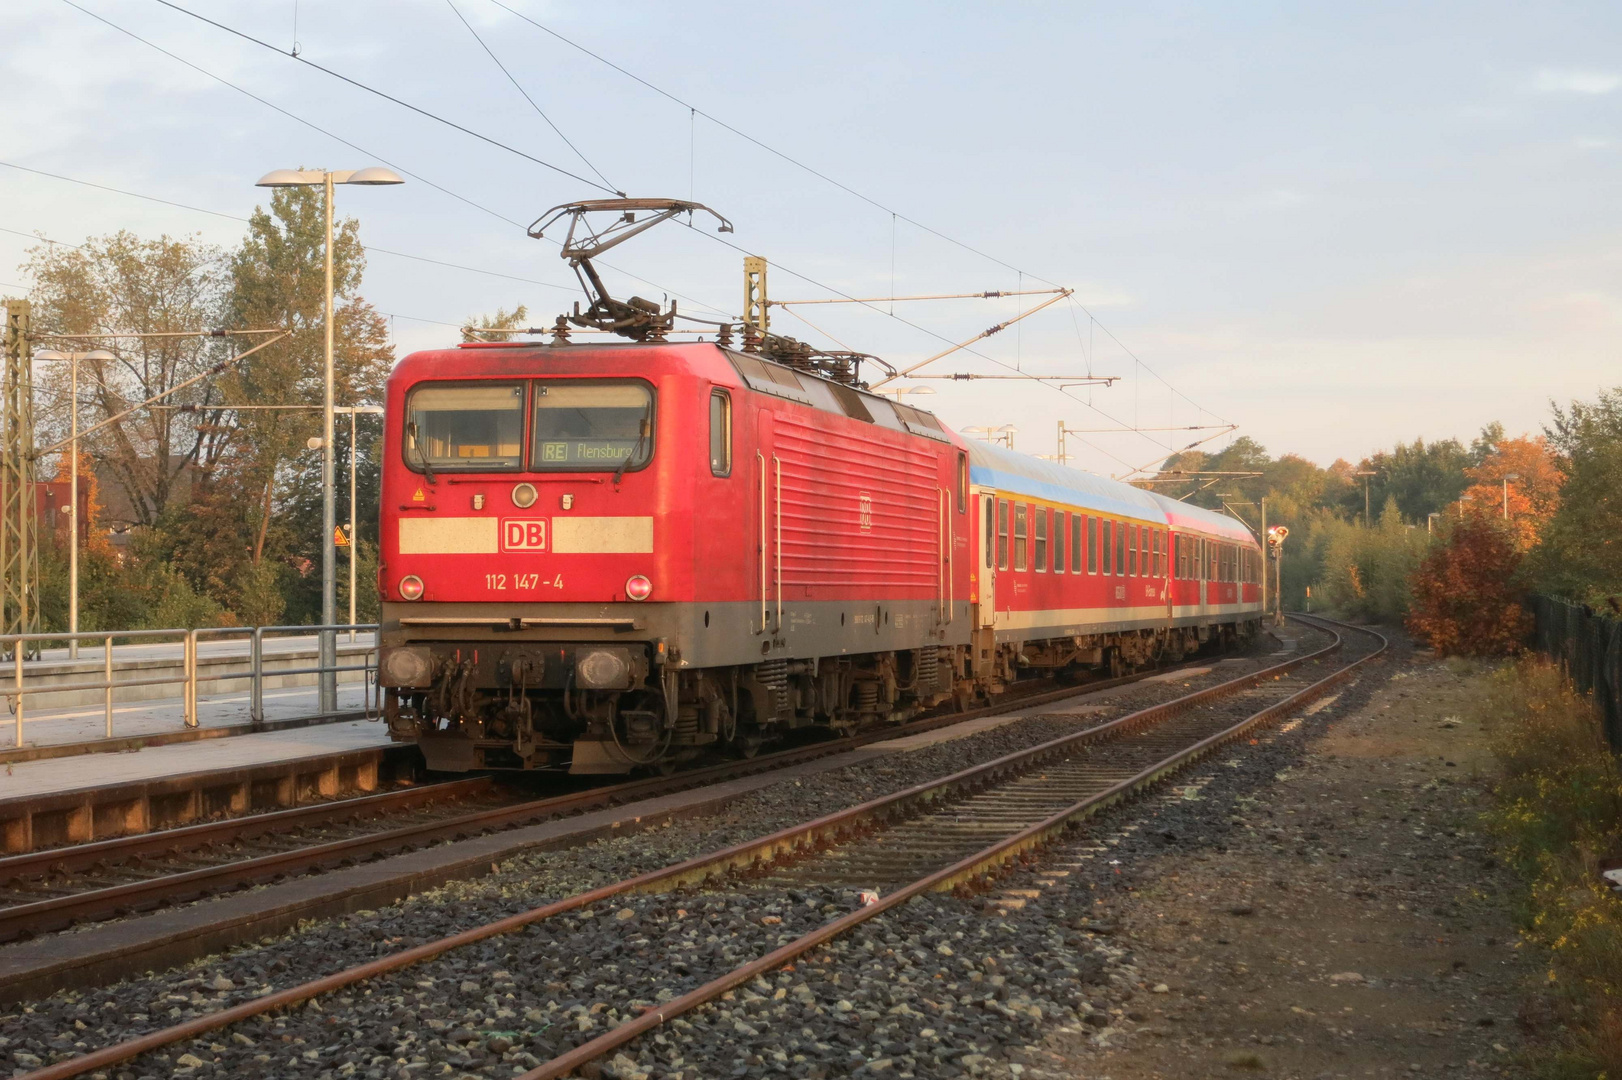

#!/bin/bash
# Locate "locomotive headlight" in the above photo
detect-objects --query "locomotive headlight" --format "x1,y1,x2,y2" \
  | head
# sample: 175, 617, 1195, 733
625, 574, 653, 602
379, 645, 433, 687
576, 648, 633, 690
511, 482, 538, 509
398, 574, 425, 601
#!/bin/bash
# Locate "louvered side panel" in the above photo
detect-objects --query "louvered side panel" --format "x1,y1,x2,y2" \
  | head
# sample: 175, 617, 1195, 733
774, 416, 940, 592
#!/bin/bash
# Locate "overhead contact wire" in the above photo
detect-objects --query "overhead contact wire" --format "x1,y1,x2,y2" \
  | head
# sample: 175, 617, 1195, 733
442, 0, 621, 194
58, 0, 525, 229
150, 0, 619, 196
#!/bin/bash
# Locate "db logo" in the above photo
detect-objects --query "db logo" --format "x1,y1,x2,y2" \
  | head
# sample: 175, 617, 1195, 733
501, 519, 547, 551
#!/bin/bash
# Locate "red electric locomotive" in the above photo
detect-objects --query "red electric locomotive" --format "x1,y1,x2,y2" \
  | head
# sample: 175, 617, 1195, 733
375, 199, 1263, 773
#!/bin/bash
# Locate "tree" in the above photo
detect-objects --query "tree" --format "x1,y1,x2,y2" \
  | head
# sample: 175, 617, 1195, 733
1407, 514, 1533, 656
1358, 436, 1472, 523
1460, 434, 1561, 550
149, 187, 394, 621
23, 231, 229, 526
463, 304, 529, 342
1528, 388, 1622, 604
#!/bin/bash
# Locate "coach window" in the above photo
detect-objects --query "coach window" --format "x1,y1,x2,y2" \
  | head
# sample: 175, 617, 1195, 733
984, 496, 994, 569
1115, 520, 1126, 576
997, 499, 1010, 570
1034, 508, 1048, 571
1014, 504, 1028, 571
708, 390, 731, 476
1089, 517, 1100, 574
1071, 514, 1083, 572
957, 453, 968, 513
1127, 524, 1138, 577
1053, 511, 1066, 573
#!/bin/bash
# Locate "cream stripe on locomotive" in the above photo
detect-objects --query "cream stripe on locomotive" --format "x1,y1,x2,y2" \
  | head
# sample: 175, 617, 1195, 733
552, 516, 654, 553
398, 517, 498, 554
398, 515, 654, 555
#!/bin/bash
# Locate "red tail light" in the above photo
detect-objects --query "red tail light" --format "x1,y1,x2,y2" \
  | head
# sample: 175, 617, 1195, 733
398, 575, 425, 601
625, 575, 653, 602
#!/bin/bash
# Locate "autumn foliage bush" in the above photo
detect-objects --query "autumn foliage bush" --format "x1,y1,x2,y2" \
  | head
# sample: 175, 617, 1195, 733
1406, 514, 1533, 655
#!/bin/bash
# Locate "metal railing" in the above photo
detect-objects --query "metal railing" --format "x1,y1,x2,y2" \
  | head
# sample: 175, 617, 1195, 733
1531, 595, 1622, 754
0, 624, 379, 747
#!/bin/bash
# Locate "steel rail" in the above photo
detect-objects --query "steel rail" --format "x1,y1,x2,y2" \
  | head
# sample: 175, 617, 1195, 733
12, 636, 1317, 1080
519, 615, 1385, 1079
0, 656, 1209, 943
0, 656, 1204, 941
0, 777, 494, 885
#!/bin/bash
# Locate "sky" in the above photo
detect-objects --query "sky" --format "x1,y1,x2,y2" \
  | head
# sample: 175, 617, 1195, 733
1, 0, 1619, 476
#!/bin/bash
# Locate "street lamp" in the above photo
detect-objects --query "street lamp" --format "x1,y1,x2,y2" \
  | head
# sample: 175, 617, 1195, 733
1427, 511, 1441, 535
1502, 473, 1520, 520
963, 424, 1017, 449
342, 405, 385, 641
1353, 470, 1376, 526
33, 348, 116, 659
255, 167, 402, 713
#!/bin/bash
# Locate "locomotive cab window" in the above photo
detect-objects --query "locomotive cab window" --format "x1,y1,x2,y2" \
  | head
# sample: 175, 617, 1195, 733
709, 389, 731, 476
531, 381, 655, 472
405, 383, 525, 472
957, 453, 968, 512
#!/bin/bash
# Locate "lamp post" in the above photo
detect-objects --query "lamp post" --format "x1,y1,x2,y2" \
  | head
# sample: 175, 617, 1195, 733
1502, 472, 1520, 520
343, 405, 384, 642
1427, 512, 1441, 535
963, 424, 1017, 449
1353, 470, 1376, 526
32, 348, 115, 659
255, 167, 402, 712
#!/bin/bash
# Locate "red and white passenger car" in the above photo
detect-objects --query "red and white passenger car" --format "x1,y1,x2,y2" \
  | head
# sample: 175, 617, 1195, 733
377, 340, 1263, 773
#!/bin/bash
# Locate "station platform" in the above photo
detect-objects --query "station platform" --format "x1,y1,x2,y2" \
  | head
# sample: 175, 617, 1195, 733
0, 682, 373, 756
0, 717, 404, 852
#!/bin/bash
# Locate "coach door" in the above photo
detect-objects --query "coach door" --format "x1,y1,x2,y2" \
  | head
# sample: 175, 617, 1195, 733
977, 494, 996, 627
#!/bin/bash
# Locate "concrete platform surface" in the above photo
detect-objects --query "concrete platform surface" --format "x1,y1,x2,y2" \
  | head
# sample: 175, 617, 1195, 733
0, 718, 394, 803
1, 682, 374, 752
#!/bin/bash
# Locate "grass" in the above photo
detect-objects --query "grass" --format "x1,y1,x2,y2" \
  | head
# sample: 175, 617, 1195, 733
1479, 659, 1622, 1078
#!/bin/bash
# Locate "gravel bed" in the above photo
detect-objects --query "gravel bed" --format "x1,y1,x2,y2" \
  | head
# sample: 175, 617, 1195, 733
0, 635, 1335, 1078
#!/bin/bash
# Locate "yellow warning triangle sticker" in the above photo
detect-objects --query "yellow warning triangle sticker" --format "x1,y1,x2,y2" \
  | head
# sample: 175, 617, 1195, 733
334, 526, 350, 548
412, 487, 426, 502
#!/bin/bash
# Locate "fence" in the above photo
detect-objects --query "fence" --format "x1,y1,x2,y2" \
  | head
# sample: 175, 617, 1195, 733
1530, 595, 1622, 753
0, 624, 379, 746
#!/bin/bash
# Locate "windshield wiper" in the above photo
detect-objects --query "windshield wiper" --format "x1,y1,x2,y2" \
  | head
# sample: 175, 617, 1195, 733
408, 421, 438, 485
612, 410, 652, 486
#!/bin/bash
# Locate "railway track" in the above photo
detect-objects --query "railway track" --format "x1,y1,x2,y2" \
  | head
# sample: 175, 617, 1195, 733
0, 650, 1231, 944
12, 615, 1375, 1080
